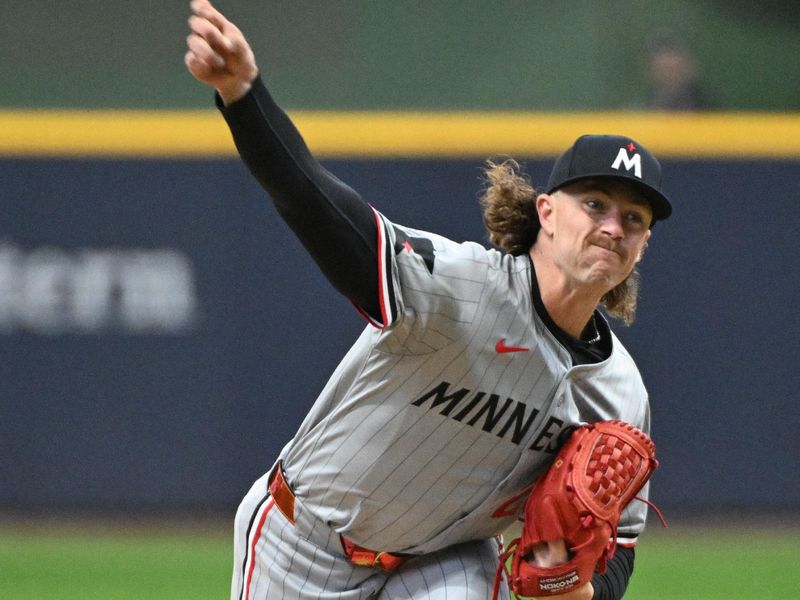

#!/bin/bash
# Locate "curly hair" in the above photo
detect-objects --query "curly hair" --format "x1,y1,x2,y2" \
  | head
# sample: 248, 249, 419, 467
479, 159, 642, 325
479, 159, 540, 255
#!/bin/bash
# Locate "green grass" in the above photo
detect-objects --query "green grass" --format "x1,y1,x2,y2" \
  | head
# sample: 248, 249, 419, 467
625, 526, 799, 600
0, 524, 231, 600
1, 521, 798, 599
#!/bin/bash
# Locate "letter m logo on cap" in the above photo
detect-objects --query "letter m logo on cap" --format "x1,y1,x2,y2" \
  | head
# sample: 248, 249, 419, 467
611, 146, 642, 178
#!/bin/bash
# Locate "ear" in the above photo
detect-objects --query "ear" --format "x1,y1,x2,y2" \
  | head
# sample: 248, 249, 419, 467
536, 193, 556, 236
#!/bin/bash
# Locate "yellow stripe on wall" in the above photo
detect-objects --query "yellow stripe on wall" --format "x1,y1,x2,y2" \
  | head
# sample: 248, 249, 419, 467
2, 110, 800, 158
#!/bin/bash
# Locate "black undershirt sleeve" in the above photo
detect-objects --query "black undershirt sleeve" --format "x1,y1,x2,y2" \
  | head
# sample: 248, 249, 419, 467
216, 75, 382, 320
591, 546, 635, 600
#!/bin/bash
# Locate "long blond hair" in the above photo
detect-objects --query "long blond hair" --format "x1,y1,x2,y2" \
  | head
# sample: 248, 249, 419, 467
480, 159, 641, 325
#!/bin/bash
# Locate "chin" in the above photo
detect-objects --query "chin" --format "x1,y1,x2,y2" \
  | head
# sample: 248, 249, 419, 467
584, 263, 616, 281
584, 257, 631, 282
581, 268, 624, 293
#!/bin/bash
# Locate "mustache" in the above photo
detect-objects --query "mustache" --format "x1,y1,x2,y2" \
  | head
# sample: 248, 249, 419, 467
588, 238, 648, 263
588, 237, 622, 255
589, 240, 634, 263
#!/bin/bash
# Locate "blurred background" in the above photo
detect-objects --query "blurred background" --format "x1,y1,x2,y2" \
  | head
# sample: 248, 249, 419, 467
1, 1, 799, 598
4, 0, 800, 110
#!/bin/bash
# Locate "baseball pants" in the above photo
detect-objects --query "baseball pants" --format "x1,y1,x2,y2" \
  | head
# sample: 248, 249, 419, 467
231, 469, 509, 600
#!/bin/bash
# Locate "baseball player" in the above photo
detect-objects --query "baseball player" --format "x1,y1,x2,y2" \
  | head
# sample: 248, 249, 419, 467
185, 2, 672, 599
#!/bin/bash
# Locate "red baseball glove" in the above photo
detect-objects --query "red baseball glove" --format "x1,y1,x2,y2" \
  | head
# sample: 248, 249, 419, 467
495, 420, 660, 598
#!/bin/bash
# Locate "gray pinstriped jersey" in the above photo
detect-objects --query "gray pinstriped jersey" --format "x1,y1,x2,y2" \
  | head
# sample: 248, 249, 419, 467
279, 210, 652, 555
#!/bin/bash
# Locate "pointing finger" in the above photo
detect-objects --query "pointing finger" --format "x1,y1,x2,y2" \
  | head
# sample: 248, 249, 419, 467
191, 0, 229, 36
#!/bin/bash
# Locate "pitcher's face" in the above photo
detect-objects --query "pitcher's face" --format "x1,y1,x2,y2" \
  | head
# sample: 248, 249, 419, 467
538, 180, 653, 293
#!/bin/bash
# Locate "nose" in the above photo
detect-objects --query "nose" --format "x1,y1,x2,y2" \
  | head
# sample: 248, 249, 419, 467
599, 210, 625, 240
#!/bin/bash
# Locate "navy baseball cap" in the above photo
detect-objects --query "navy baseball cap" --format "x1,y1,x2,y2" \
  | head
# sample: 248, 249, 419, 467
546, 134, 672, 222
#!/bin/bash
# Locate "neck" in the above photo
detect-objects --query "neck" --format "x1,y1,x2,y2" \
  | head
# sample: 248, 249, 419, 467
529, 246, 604, 339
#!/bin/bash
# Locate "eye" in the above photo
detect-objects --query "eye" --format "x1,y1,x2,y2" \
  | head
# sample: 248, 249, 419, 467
625, 212, 643, 223
585, 198, 604, 211
624, 211, 650, 229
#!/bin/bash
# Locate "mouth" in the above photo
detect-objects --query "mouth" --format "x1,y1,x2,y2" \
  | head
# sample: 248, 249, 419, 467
590, 242, 622, 259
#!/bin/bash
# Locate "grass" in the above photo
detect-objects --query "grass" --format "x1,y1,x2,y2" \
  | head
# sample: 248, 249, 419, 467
0, 519, 798, 599
625, 525, 799, 599
0, 522, 231, 600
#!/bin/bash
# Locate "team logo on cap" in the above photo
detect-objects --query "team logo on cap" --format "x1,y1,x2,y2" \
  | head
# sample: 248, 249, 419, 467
611, 143, 642, 178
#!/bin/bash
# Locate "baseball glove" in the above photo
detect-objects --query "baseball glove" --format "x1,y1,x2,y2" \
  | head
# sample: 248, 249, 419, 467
494, 420, 660, 598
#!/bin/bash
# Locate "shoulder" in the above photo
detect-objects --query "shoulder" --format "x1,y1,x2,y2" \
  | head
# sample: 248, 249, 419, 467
378, 213, 498, 278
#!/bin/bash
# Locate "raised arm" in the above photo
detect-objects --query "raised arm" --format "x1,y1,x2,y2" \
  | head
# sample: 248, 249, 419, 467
185, 0, 382, 320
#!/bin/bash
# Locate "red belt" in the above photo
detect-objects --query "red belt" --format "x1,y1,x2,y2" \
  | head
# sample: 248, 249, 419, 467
268, 462, 410, 572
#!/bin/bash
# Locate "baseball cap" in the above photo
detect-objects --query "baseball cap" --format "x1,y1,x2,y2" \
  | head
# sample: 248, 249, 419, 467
546, 134, 672, 222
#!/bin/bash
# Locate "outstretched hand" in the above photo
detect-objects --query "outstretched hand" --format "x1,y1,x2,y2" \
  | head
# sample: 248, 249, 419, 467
185, 0, 258, 105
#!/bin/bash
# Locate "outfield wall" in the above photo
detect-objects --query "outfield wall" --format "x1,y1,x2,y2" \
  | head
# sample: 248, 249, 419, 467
1, 112, 798, 514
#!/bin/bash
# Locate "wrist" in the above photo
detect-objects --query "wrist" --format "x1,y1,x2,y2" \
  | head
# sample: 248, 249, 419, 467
217, 79, 254, 106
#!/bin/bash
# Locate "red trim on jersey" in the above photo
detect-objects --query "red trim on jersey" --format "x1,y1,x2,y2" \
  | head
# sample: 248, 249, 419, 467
347, 207, 390, 328
371, 207, 390, 329
244, 499, 275, 600
353, 302, 384, 328
491, 482, 535, 518
615, 534, 639, 548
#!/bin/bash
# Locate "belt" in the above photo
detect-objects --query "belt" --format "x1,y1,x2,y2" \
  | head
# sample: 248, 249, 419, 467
268, 461, 296, 525
268, 461, 410, 572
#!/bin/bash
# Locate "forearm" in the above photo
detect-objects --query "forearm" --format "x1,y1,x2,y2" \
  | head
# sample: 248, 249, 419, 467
590, 546, 635, 600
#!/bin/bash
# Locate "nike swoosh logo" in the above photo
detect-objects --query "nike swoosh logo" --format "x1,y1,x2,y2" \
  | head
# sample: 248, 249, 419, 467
495, 338, 529, 353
